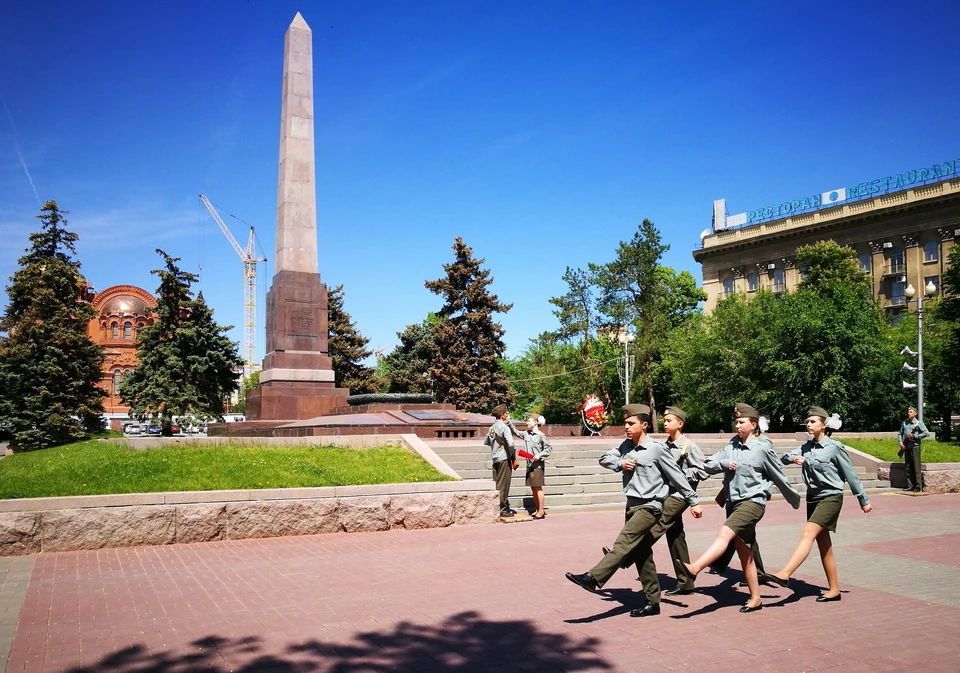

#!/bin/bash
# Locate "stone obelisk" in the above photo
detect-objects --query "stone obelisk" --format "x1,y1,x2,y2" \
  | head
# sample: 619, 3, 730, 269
245, 12, 348, 420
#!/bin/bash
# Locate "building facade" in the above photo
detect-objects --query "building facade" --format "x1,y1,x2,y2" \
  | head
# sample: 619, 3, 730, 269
85, 285, 156, 428
694, 178, 960, 315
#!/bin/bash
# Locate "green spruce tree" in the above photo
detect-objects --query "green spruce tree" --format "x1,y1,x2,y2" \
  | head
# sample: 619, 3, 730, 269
381, 315, 438, 393
0, 201, 106, 450
327, 284, 379, 393
425, 237, 513, 413
119, 250, 242, 433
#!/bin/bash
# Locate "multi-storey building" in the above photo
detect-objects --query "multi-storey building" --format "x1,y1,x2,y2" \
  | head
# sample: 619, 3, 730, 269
694, 161, 959, 316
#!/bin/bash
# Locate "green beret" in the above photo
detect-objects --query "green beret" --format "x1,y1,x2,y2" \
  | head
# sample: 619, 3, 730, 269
664, 406, 687, 423
734, 403, 760, 420
491, 404, 507, 418
807, 406, 829, 419
622, 404, 651, 420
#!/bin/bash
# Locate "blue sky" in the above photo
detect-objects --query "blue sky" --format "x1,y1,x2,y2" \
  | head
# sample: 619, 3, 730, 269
2, 0, 959, 363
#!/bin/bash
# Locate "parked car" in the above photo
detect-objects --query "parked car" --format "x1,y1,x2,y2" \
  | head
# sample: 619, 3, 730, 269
123, 424, 142, 435
146, 424, 161, 435
169, 424, 180, 435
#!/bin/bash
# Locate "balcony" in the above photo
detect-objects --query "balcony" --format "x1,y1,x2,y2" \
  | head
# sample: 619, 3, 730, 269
881, 262, 906, 278
884, 295, 907, 310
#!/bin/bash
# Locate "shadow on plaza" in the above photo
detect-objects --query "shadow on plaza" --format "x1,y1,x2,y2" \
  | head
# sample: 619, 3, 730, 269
64, 611, 610, 673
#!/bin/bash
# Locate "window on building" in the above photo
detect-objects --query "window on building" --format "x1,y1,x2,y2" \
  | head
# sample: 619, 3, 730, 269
891, 312, 905, 327
773, 269, 785, 293
925, 275, 940, 293
924, 241, 939, 263
858, 253, 872, 272
112, 322, 119, 339
891, 279, 906, 306
747, 273, 758, 292
889, 247, 904, 274
113, 370, 122, 391
723, 278, 734, 297
124, 322, 132, 339
798, 265, 809, 279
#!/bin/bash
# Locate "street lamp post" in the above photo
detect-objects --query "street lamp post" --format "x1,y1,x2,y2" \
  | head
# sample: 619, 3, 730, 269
903, 280, 938, 423
618, 330, 635, 405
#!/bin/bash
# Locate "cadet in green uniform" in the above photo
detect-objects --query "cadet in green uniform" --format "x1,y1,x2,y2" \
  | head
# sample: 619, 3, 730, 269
681, 403, 801, 613
629, 405, 707, 595
898, 406, 929, 492
768, 406, 872, 602
485, 404, 517, 517
565, 404, 703, 618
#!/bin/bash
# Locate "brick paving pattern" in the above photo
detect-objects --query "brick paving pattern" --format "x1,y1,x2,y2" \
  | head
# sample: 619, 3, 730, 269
2, 493, 959, 672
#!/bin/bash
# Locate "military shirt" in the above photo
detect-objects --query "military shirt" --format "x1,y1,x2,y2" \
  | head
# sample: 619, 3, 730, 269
599, 435, 700, 511
899, 419, 930, 449
705, 434, 801, 509
780, 437, 869, 507
485, 419, 516, 464
665, 434, 708, 497
518, 430, 552, 469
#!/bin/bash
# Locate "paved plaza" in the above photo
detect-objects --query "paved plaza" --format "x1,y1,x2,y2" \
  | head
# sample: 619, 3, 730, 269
2, 492, 959, 672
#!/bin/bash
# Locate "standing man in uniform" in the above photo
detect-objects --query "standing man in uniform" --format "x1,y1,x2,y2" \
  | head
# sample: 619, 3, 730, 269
486, 404, 518, 517
565, 404, 703, 617
899, 406, 929, 493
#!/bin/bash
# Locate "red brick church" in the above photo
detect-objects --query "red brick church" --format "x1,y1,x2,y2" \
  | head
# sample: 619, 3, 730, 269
85, 285, 155, 428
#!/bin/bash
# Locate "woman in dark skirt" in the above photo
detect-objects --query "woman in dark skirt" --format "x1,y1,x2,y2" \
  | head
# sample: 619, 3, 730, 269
518, 414, 552, 519
768, 406, 872, 601
681, 403, 801, 612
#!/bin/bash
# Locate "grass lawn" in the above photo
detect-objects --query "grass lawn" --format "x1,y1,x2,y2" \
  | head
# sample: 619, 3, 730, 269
843, 438, 960, 463
0, 440, 455, 499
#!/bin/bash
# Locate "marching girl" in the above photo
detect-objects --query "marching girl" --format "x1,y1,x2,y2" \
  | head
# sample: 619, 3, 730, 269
518, 414, 552, 519
681, 403, 801, 612
768, 406, 872, 601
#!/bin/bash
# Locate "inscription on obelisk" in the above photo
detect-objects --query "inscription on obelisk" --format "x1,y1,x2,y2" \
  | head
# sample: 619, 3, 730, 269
245, 12, 348, 420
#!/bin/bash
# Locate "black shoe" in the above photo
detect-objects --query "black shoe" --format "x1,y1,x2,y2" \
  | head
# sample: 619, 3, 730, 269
758, 573, 778, 587
739, 603, 763, 613
912, 487, 921, 493
500, 509, 515, 517
766, 574, 790, 588
565, 572, 599, 593
629, 602, 661, 618
902, 487, 914, 491
664, 587, 696, 596
602, 546, 612, 555
816, 593, 842, 602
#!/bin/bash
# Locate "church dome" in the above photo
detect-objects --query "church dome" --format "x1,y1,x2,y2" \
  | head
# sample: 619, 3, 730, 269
101, 296, 149, 317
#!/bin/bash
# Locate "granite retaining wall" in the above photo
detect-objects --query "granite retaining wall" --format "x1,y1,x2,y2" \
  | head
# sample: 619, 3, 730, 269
0, 481, 499, 556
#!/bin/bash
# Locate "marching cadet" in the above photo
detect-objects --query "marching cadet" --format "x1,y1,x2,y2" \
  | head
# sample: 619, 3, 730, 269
898, 406, 930, 493
768, 406, 872, 602
485, 404, 517, 517
629, 405, 708, 596
680, 403, 800, 613
565, 404, 703, 618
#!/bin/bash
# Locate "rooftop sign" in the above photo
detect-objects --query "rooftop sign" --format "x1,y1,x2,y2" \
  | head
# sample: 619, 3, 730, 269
716, 157, 959, 230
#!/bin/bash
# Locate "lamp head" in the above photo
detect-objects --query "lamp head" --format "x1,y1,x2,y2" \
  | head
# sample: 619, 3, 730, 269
904, 284, 916, 298
925, 280, 937, 296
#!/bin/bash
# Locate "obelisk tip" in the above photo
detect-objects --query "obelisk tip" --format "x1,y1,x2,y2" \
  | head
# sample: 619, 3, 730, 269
290, 12, 310, 31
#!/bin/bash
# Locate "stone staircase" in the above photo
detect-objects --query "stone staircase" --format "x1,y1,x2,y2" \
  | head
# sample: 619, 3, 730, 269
426, 437, 894, 515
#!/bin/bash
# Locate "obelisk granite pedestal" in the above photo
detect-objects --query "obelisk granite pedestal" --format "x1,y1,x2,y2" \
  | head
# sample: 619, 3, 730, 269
245, 12, 348, 420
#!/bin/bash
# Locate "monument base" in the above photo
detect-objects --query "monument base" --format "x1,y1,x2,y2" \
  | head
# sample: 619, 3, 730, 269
245, 383, 349, 421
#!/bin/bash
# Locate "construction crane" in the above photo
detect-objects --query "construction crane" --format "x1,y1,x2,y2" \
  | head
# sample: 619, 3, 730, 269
199, 195, 267, 378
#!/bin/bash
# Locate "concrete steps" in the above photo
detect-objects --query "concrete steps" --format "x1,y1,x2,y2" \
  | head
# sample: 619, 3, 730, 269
427, 438, 894, 515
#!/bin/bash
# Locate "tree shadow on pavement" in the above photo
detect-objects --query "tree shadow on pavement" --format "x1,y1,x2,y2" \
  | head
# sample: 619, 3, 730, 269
64, 612, 611, 673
